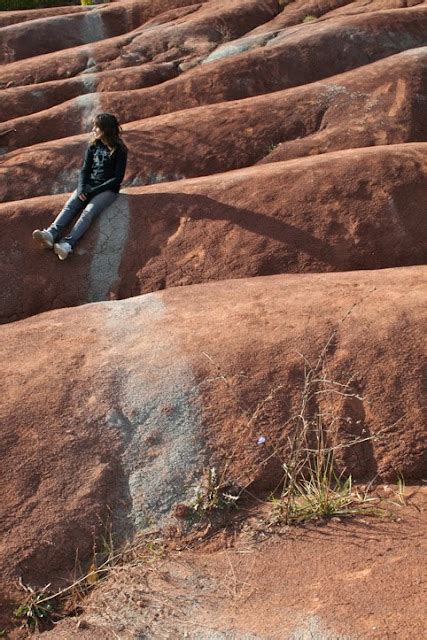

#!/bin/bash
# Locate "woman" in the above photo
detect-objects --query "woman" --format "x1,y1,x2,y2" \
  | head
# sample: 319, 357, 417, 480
32, 113, 127, 260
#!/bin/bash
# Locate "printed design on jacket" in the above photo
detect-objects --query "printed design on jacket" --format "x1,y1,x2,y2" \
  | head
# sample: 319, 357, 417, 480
91, 146, 114, 185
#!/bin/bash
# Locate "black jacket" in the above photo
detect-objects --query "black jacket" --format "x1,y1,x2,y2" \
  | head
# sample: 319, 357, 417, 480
78, 140, 127, 199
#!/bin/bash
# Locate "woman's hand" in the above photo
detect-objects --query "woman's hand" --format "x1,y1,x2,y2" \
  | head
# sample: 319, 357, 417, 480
78, 193, 87, 202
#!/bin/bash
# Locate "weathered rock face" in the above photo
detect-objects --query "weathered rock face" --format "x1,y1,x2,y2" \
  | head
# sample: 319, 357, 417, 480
2, 48, 426, 197
0, 0, 278, 88
1, 144, 426, 323
1, 2, 152, 64
1, 267, 425, 614
0, 61, 180, 123
0, 0, 426, 634
1, 8, 427, 152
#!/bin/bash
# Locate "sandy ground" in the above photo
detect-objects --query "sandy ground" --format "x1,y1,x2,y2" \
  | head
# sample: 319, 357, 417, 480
27, 486, 426, 640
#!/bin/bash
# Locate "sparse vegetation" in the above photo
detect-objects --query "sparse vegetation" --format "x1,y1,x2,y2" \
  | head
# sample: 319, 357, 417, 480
191, 466, 240, 515
195, 295, 385, 529
266, 142, 279, 155
303, 15, 318, 23
266, 321, 383, 525
14, 580, 57, 632
118, 530, 165, 568
270, 463, 378, 525
185, 369, 381, 526
13, 524, 165, 633
215, 19, 233, 43
392, 472, 407, 507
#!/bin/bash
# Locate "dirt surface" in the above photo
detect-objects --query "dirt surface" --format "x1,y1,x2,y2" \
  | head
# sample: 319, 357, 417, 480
23, 489, 427, 639
0, 0, 426, 637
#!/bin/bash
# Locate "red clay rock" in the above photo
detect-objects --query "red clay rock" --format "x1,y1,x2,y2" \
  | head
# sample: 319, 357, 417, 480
1, 144, 425, 323
1, 2, 146, 64
0, 0, 278, 87
0, 61, 179, 123
104, 6, 427, 113
1, 5, 426, 149
0, 4, 103, 29
257, 49, 427, 164
0, 266, 425, 630
1, 47, 426, 195
0, 0, 212, 62
250, 0, 425, 34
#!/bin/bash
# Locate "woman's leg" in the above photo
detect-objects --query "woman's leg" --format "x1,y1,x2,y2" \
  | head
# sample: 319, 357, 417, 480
32, 190, 84, 249
62, 190, 118, 249
47, 190, 85, 241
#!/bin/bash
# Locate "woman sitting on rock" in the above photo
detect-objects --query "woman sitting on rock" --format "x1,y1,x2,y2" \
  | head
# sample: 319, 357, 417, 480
32, 112, 127, 261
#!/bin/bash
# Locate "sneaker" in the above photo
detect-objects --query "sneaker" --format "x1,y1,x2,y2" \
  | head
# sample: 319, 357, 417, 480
54, 241, 73, 261
32, 229, 53, 249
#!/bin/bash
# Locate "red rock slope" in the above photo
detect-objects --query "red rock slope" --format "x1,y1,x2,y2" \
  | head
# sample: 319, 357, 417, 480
1, 143, 425, 322
0, 0, 426, 636
1, 268, 425, 609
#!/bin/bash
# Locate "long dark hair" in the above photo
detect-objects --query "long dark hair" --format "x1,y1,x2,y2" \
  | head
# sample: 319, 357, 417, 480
91, 113, 126, 152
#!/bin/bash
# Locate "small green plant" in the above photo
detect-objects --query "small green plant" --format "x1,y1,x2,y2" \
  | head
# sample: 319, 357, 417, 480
271, 462, 377, 524
303, 15, 317, 23
191, 467, 240, 515
13, 521, 118, 633
393, 472, 407, 506
13, 523, 169, 635
215, 20, 233, 43
76, 517, 120, 592
80, 0, 93, 5
266, 142, 279, 155
14, 581, 56, 632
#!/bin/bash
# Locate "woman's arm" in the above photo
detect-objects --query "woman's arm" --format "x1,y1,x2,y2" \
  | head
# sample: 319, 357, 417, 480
78, 146, 94, 196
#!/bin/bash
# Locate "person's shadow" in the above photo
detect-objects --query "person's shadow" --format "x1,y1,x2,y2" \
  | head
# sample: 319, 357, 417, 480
123, 189, 348, 279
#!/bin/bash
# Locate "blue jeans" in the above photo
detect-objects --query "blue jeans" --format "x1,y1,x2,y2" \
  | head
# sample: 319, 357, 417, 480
48, 190, 118, 248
